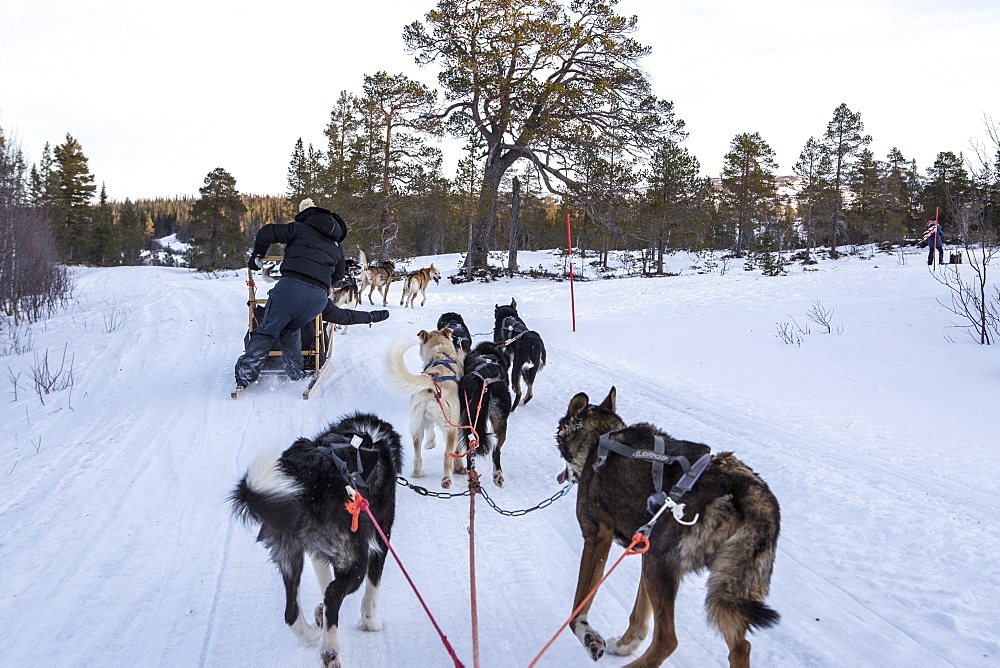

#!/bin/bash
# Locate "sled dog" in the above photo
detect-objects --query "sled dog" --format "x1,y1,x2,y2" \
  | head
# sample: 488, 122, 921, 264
358, 249, 395, 307
385, 328, 465, 488
436, 311, 474, 354
554, 387, 781, 668
458, 341, 513, 486
493, 298, 546, 411
400, 264, 442, 308
230, 412, 403, 668
328, 259, 362, 334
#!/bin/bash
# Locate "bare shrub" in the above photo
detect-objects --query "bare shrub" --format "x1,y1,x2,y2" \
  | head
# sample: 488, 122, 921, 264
30, 344, 74, 405
775, 322, 802, 345
807, 300, 836, 333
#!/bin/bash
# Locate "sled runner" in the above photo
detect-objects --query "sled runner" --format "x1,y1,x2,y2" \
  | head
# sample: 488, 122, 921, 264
232, 256, 335, 399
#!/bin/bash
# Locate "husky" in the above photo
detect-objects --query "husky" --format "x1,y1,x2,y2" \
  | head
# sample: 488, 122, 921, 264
357, 249, 395, 307
457, 341, 513, 486
436, 311, 473, 354
493, 298, 546, 411
230, 412, 403, 668
385, 328, 466, 488
555, 387, 781, 668
400, 264, 442, 308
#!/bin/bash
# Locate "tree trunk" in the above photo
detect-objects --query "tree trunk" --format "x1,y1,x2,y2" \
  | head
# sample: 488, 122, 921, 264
507, 176, 521, 277
465, 151, 518, 277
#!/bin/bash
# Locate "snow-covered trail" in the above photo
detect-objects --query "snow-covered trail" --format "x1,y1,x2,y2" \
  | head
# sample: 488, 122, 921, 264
1, 256, 997, 666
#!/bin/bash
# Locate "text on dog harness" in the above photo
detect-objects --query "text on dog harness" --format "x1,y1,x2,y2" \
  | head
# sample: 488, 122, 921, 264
594, 431, 711, 525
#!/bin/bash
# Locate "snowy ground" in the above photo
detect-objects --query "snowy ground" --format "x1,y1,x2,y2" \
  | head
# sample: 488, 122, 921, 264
1, 247, 997, 667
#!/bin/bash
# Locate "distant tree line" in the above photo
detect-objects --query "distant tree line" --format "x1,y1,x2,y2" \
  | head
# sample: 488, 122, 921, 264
4, 0, 998, 281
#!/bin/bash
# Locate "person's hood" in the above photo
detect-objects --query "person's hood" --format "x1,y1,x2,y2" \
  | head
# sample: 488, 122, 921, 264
295, 206, 347, 243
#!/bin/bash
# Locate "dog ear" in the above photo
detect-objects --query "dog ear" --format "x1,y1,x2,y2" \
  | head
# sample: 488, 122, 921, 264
599, 386, 617, 412
441, 327, 453, 337
417, 330, 430, 343
567, 392, 590, 417
510, 298, 517, 309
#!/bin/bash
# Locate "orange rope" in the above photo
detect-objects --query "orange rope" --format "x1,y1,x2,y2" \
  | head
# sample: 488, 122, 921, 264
345, 493, 368, 533
528, 533, 649, 668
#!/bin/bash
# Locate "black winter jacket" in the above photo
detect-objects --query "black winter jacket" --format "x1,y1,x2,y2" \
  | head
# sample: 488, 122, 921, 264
251, 206, 347, 289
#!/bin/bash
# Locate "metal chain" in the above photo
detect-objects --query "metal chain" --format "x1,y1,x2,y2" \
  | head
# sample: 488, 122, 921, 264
396, 475, 471, 499
478, 481, 577, 516
396, 475, 577, 514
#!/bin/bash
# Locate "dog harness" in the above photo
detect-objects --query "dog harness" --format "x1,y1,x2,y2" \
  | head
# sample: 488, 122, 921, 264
440, 321, 472, 348
500, 316, 529, 345
317, 432, 380, 490
423, 354, 460, 384
594, 431, 712, 526
467, 356, 503, 385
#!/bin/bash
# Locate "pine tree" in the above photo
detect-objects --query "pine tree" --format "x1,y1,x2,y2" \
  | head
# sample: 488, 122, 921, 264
286, 138, 310, 203
793, 137, 835, 257
88, 183, 118, 265
720, 132, 778, 253
188, 168, 247, 270
822, 104, 871, 256
882, 148, 921, 241
922, 151, 972, 228
51, 134, 97, 262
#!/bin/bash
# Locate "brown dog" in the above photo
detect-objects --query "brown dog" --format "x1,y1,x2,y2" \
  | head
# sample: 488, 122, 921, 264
400, 264, 442, 308
358, 249, 395, 306
385, 328, 466, 488
555, 387, 781, 668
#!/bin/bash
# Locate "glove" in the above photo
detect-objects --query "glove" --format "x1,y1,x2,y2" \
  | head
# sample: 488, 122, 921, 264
369, 310, 389, 323
248, 254, 262, 271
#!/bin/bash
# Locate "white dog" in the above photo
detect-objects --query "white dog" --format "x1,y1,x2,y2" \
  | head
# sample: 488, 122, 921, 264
385, 328, 466, 488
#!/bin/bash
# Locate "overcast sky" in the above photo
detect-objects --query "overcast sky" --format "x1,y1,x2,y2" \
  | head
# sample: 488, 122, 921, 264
2, 0, 997, 201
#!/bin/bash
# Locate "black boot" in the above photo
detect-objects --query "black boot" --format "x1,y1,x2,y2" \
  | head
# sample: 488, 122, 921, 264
235, 333, 275, 387
280, 329, 305, 381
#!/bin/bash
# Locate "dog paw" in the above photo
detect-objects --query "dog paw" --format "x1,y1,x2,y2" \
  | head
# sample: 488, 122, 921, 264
584, 629, 606, 662
441, 476, 452, 489
454, 462, 467, 474
320, 649, 341, 668
358, 615, 382, 632
607, 635, 642, 656
493, 470, 505, 487
412, 468, 424, 478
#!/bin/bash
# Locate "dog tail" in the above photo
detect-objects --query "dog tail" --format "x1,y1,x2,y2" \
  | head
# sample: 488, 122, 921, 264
704, 460, 781, 636
229, 449, 303, 529
384, 340, 437, 396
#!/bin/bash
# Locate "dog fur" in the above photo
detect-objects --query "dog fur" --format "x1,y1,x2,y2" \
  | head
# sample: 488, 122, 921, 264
457, 341, 513, 486
400, 264, 442, 308
555, 387, 781, 668
229, 412, 403, 668
357, 249, 395, 306
493, 298, 546, 411
436, 311, 474, 354
385, 328, 466, 488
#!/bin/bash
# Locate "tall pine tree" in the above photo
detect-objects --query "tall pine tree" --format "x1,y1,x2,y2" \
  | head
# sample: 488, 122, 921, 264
822, 104, 871, 256
51, 134, 96, 262
720, 132, 778, 253
188, 168, 247, 270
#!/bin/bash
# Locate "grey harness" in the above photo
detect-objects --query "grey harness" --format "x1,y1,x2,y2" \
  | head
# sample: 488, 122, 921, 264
316, 432, 378, 490
594, 431, 712, 525
500, 316, 529, 344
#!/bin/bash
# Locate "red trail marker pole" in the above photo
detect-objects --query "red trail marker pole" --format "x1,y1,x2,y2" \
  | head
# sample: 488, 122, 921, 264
566, 213, 576, 332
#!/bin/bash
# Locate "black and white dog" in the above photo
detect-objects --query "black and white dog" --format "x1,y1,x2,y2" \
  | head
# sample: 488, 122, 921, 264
436, 311, 473, 354
230, 412, 403, 668
458, 341, 513, 486
493, 298, 546, 411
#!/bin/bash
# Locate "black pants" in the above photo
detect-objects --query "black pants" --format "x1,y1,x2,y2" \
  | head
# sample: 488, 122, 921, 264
235, 277, 328, 386
927, 245, 943, 265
